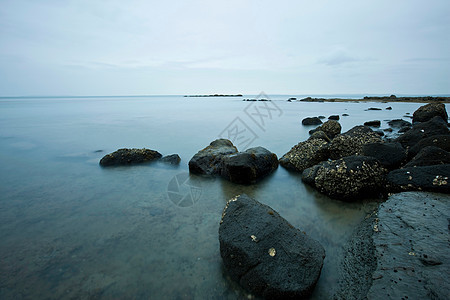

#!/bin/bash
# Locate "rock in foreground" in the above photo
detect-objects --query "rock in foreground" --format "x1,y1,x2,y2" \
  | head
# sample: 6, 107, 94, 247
302, 155, 386, 200
99, 148, 162, 166
219, 194, 325, 299
412, 102, 448, 123
221, 147, 278, 184
328, 126, 382, 159
386, 164, 450, 193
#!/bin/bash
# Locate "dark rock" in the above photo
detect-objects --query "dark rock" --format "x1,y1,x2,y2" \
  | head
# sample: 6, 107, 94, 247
301, 155, 386, 200
398, 127, 411, 133
318, 115, 326, 119
403, 146, 450, 168
302, 117, 323, 126
412, 103, 448, 123
188, 139, 238, 175
395, 116, 450, 149
328, 115, 340, 120
328, 126, 382, 159
408, 135, 450, 158
364, 120, 381, 127
160, 154, 181, 165
386, 106, 392, 110
386, 164, 450, 193
383, 128, 393, 132
99, 148, 162, 166
375, 130, 384, 136
342, 113, 349, 116
366, 192, 450, 300
221, 147, 278, 184
219, 194, 325, 299
388, 119, 411, 129
367, 108, 382, 111
362, 142, 406, 169
279, 133, 329, 173
309, 120, 342, 139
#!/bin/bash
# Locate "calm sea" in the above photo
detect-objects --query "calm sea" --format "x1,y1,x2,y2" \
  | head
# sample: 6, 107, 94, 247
0, 95, 443, 299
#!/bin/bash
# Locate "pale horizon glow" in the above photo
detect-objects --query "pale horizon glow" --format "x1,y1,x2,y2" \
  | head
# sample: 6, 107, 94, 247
0, 0, 449, 96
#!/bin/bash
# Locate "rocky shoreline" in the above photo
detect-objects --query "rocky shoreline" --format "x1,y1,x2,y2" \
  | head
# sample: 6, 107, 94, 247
296, 95, 450, 103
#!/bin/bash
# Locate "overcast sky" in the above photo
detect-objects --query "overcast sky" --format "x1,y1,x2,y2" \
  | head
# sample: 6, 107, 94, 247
0, 0, 449, 96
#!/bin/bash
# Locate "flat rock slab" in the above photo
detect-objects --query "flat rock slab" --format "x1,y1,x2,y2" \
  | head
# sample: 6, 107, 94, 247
367, 192, 450, 299
99, 148, 162, 166
219, 194, 325, 299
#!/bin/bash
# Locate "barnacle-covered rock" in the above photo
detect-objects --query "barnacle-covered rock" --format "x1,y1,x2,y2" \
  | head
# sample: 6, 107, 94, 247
328, 126, 382, 159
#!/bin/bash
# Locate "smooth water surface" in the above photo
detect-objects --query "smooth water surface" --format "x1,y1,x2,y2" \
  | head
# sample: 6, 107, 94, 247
0, 96, 434, 299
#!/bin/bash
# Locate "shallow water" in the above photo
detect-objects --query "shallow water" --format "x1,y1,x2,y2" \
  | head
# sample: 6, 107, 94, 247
0, 96, 441, 299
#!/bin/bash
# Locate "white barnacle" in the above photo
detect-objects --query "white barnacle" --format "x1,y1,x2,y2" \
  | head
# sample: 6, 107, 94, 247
268, 248, 276, 257
250, 235, 258, 242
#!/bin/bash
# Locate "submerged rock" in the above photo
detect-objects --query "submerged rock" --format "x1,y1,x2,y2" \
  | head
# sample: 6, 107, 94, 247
395, 116, 449, 149
386, 164, 450, 193
160, 154, 181, 165
302, 155, 386, 200
302, 117, 323, 126
221, 147, 278, 184
328, 115, 340, 120
188, 139, 238, 175
219, 194, 325, 299
309, 120, 342, 139
362, 142, 406, 170
279, 133, 329, 173
412, 102, 448, 123
364, 120, 381, 127
328, 126, 382, 159
99, 148, 162, 166
387, 119, 411, 129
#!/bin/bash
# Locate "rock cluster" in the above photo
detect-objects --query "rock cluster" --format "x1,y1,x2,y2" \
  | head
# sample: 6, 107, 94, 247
189, 139, 278, 184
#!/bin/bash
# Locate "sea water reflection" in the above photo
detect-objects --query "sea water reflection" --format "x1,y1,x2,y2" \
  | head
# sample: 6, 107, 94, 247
0, 96, 436, 299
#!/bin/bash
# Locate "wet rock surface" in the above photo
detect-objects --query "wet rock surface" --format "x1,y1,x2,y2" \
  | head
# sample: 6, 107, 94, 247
403, 146, 450, 168
99, 148, 162, 166
309, 120, 342, 139
395, 116, 449, 149
364, 120, 381, 127
412, 102, 448, 123
279, 133, 329, 173
386, 164, 450, 193
301, 155, 386, 201
328, 126, 382, 159
219, 194, 325, 299
362, 142, 406, 170
221, 147, 278, 184
408, 134, 450, 158
367, 192, 450, 300
328, 115, 340, 120
188, 139, 238, 175
337, 192, 450, 300
387, 119, 411, 129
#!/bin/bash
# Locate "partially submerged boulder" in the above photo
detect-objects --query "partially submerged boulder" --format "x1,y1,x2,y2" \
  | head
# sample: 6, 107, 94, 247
302, 155, 386, 201
99, 148, 162, 166
302, 117, 323, 126
160, 154, 181, 165
221, 147, 278, 184
279, 133, 329, 173
386, 164, 450, 193
387, 119, 411, 129
412, 103, 448, 123
309, 120, 342, 139
362, 142, 406, 170
219, 194, 325, 299
364, 120, 381, 127
328, 126, 382, 159
188, 139, 238, 175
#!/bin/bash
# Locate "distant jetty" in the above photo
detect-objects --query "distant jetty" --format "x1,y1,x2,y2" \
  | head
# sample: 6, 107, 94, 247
297, 95, 450, 103
184, 94, 243, 97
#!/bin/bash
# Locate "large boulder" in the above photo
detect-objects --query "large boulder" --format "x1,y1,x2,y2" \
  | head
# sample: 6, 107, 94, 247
188, 139, 238, 175
219, 194, 325, 299
362, 142, 406, 170
302, 117, 322, 126
221, 147, 278, 184
328, 126, 382, 159
309, 120, 342, 139
408, 135, 450, 158
99, 148, 162, 166
386, 164, 450, 193
302, 155, 386, 200
279, 133, 329, 173
412, 103, 448, 123
395, 116, 450, 149
403, 146, 450, 168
